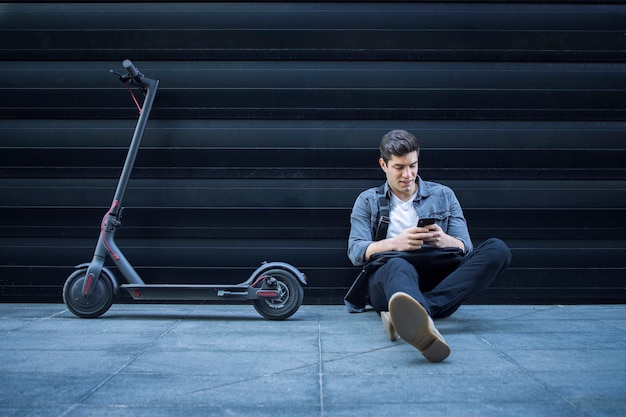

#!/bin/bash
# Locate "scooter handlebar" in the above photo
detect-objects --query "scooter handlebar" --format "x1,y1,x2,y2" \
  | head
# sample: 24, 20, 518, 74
112, 59, 157, 91
122, 59, 142, 81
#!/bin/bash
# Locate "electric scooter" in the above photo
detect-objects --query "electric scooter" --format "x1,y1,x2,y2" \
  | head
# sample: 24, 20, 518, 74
63, 60, 306, 320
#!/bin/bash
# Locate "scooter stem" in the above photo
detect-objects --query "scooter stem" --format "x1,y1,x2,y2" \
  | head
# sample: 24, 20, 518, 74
111, 72, 159, 216
82, 61, 159, 297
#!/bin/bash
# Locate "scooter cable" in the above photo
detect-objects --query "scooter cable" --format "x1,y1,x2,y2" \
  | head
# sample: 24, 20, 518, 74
124, 82, 143, 115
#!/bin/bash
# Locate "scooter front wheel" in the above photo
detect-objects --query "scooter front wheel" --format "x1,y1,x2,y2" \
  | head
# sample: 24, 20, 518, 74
63, 268, 114, 318
253, 268, 304, 320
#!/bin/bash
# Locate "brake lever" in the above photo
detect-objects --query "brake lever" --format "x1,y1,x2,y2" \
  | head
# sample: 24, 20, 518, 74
110, 69, 131, 83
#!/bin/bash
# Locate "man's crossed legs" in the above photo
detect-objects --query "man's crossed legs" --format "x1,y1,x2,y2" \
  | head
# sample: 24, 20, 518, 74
368, 238, 511, 362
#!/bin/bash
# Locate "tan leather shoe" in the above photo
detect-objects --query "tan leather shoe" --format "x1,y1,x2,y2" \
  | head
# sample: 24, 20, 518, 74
381, 311, 399, 341
388, 292, 450, 362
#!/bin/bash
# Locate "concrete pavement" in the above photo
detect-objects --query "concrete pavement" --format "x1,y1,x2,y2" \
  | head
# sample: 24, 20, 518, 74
1, 303, 625, 417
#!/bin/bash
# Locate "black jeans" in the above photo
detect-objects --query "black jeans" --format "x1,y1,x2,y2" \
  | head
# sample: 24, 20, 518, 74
368, 238, 511, 318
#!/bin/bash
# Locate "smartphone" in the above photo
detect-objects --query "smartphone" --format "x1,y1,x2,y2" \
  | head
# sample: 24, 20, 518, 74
417, 218, 436, 227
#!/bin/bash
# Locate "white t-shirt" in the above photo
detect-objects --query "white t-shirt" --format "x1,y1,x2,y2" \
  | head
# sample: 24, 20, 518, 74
386, 191, 419, 238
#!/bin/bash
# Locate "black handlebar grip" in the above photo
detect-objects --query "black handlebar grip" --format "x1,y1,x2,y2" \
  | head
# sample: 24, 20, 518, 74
123, 59, 140, 78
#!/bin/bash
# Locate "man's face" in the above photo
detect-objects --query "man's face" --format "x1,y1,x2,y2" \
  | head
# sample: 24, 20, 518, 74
379, 151, 419, 200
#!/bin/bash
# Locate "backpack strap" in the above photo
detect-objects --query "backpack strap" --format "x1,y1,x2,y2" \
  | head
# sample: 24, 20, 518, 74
374, 183, 390, 241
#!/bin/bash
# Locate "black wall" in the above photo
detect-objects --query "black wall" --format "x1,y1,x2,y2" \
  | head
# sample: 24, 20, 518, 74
1, 1, 625, 304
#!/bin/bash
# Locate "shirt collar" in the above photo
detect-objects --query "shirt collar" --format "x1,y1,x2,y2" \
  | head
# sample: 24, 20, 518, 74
383, 176, 430, 201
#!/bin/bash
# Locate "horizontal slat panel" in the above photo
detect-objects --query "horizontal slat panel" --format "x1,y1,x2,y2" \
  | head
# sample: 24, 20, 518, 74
2, 62, 625, 121
1, 119, 626, 149
4, 206, 626, 229
4, 62, 626, 89
2, 148, 625, 171
2, 262, 625, 288
3, 3, 625, 31
1, 207, 624, 240
1, 178, 624, 208
2, 237, 624, 268
1, 3, 624, 62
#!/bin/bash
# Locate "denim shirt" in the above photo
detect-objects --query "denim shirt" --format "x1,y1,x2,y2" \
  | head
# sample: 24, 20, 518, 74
347, 177, 473, 266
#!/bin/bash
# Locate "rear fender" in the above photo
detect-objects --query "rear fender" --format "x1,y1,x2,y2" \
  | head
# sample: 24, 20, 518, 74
248, 262, 307, 286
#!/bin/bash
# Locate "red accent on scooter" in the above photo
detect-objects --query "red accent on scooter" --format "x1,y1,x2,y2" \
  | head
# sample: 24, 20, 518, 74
257, 290, 279, 298
125, 81, 142, 114
83, 273, 94, 295
250, 275, 266, 287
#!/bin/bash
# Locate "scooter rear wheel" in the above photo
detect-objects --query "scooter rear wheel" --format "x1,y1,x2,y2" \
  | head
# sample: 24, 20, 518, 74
253, 268, 304, 320
63, 268, 114, 318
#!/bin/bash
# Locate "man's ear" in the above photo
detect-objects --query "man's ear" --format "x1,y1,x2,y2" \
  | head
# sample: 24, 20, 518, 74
378, 158, 387, 171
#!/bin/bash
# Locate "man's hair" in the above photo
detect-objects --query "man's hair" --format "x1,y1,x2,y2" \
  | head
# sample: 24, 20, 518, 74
379, 129, 420, 163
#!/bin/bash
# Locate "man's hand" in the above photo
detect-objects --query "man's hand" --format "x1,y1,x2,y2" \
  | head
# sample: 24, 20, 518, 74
421, 224, 465, 252
390, 227, 433, 252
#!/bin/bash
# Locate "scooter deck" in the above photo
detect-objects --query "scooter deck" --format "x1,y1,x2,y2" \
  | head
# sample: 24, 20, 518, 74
122, 284, 278, 301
